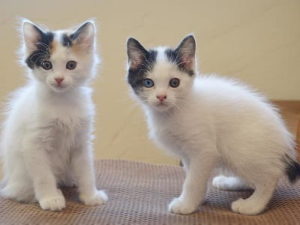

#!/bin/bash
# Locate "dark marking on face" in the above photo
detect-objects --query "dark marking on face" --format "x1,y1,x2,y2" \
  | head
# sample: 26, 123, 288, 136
127, 49, 157, 94
165, 48, 194, 76
25, 26, 54, 69
61, 22, 91, 48
62, 34, 73, 47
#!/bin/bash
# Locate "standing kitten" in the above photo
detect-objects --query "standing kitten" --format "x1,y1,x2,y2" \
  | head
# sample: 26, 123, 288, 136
0, 19, 107, 211
126, 35, 300, 215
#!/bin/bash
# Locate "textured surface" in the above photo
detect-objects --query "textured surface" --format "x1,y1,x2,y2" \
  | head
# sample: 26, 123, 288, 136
0, 160, 300, 225
1, 0, 300, 165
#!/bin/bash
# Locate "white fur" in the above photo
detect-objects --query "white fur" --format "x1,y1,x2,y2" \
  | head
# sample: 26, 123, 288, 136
0, 20, 107, 211
130, 47, 296, 215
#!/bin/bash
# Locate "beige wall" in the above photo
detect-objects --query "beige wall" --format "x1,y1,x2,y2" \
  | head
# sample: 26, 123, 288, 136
1, 0, 299, 165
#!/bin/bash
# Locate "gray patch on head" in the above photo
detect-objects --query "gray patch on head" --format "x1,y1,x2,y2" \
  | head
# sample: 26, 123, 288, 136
165, 35, 196, 76
165, 48, 194, 76
127, 49, 158, 94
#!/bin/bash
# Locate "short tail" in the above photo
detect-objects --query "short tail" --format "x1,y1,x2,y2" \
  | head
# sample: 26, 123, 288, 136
286, 159, 300, 183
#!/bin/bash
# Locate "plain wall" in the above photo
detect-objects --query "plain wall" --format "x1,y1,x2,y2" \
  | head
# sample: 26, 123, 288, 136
1, 0, 299, 165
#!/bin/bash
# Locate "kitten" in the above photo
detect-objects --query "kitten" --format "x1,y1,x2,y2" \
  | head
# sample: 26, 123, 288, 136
0, 19, 107, 211
126, 35, 300, 215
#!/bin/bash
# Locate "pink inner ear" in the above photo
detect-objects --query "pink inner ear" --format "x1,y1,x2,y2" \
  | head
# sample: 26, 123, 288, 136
182, 56, 194, 69
130, 57, 142, 69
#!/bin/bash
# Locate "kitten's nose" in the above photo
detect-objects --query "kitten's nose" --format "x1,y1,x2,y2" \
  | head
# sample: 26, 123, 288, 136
156, 95, 167, 102
55, 78, 64, 85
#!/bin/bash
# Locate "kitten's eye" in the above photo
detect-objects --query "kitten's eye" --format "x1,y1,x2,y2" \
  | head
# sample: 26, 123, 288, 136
66, 60, 77, 70
41, 61, 52, 70
169, 78, 180, 88
143, 78, 154, 88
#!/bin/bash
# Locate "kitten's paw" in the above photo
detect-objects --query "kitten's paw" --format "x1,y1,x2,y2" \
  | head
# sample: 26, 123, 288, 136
39, 190, 66, 211
231, 198, 264, 215
80, 190, 108, 206
168, 197, 198, 215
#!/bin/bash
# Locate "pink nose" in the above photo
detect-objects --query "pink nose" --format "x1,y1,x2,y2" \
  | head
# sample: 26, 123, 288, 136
156, 95, 167, 102
55, 78, 64, 85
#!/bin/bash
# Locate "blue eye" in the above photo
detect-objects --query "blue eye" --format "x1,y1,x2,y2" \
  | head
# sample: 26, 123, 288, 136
169, 78, 180, 88
143, 78, 154, 88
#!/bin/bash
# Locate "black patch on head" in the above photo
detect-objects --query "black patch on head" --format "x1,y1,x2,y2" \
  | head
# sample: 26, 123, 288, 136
62, 34, 73, 47
25, 26, 54, 69
127, 49, 157, 93
285, 156, 300, 183
61, 22, 91, 47
165, 48, 194, 76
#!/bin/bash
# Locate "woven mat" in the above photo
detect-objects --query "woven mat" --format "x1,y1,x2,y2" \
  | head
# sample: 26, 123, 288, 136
0, 160, 300, 225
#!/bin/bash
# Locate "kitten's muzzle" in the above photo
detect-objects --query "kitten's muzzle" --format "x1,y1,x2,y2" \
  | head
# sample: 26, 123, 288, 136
55, 78, 64, 86
156, 95, 167, 102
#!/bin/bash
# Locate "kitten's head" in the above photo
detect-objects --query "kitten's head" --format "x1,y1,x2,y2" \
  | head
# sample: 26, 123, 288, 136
20, 19, 98, 93
126, 35, 196, 112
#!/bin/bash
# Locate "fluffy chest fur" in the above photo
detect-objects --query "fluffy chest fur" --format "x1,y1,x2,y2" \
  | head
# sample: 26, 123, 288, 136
37, 95, 92, 145
22, 85, 93, 145
5, 84, 95, 184
144, 101, 215, 160
32, 86, 93, 162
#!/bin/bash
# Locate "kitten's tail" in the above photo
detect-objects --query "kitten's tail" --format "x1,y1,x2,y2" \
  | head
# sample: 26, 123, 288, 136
285, 157, 300, 183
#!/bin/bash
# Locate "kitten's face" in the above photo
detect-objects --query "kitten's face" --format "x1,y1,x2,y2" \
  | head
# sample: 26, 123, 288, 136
21, 19, 97, 93
126, 35, 196, 112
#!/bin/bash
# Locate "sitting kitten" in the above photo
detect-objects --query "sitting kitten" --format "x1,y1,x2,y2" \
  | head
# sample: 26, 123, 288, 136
0, 19, 107, 211
126, 35, 300, 215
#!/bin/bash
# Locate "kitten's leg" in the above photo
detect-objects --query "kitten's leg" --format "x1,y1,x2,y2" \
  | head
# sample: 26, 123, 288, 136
212, 175, 251, 191
23, 141, 65, 211
231, 177, 277, 215
1, 171, 35, 202
1, 153, 35, 202
71, 144, 107, 206
168, 155, 216, 214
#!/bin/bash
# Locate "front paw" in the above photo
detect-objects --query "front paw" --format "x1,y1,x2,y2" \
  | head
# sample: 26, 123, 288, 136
231, 198, 265, 215
39, 191, 66, 211
80, 190, 108, 206
168, 197, 198, 215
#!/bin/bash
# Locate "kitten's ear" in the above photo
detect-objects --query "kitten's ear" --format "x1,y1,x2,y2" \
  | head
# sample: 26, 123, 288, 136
127, 38, 148, 69
22, 19, 45, 51
70, 21, 95, 48
175, 35, 196, 71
